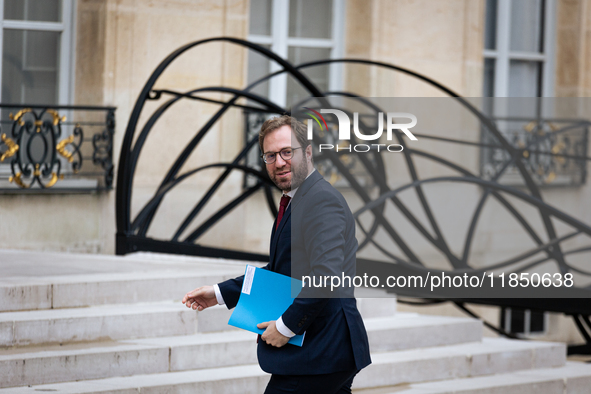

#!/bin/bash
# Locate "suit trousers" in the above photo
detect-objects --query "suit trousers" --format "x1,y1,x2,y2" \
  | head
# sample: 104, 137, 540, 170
263, 369, 358, 394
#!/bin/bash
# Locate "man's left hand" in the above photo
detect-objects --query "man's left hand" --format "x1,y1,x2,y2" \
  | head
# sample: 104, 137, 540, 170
258, 321, 289, 348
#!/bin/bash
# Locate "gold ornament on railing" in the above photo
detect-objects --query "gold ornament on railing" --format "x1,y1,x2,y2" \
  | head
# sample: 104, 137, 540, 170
4, 109, 73, 188
0, 133, 19, 162
8, 109, 28, 126
9, 109, 66, 133
56, 135, 76, 163
8, 172, 27, 188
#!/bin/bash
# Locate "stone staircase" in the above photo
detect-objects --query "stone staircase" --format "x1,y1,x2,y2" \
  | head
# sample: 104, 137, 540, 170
0, 249, 590, 393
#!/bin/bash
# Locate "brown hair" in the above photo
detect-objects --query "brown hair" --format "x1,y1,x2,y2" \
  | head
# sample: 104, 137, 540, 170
259, 115, 310, 153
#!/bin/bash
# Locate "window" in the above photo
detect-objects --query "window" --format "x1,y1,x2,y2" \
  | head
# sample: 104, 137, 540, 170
247, 0, 345, 108
478, 0, 580, 187
501, 307, 547, 336
0, 0, 93, 192
483, 0, 556, 97
0, 0, 74, 106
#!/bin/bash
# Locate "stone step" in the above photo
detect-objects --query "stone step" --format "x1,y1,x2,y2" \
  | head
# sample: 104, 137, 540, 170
363, 313, 482, 352
0, 341, 171, 389
0, 254, 247, 312
0, 338, 569, 392
0, 251, 397, 318
0, 297, 405, 348
0, 285, 401, 348
127, 313, 481, 370
372, 361, 591, 394
0, 301, 234, 347
0, 330, 255, 389
353, 337, 566, 389
0, 314, 480, 388
0, 364, 270, 393
357, 295, 397, 319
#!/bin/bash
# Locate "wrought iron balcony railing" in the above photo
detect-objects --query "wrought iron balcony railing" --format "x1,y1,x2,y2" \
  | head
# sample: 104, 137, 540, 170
0, 104, 115, 193
481, 117, 588, 187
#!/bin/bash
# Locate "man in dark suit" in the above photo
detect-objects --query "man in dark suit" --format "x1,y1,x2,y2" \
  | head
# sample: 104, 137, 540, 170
182, 115, 371, 393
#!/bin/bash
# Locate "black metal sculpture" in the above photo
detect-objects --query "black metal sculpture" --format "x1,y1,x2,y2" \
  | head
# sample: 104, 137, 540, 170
115, 37, 591, 353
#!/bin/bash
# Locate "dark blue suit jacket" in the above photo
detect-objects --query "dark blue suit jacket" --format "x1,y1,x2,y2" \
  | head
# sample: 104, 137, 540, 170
218, 170, 371, 375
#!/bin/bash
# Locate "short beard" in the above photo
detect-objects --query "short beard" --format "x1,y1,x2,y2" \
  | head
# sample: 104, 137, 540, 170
289, 157, 309, 191
270, 171, 291, 192
276, 178, 291, 192
270, 158, 308, 192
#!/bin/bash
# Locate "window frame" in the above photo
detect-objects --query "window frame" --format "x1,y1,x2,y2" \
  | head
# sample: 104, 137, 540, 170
501, 307, 549, 337
483, 0, 556, 97
0, 0, 76, 105
248, 0, 346, 108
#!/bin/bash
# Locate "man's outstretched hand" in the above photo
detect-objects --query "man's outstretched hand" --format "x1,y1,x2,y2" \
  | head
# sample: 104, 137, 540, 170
257, 321, 289, 348
182, 285, 218, 311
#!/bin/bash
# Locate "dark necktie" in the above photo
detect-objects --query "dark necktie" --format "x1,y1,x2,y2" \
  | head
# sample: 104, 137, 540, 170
276, 195, 291, 229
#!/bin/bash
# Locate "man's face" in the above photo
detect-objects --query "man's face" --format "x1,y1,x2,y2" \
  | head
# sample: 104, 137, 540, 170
263, 125, 311, 192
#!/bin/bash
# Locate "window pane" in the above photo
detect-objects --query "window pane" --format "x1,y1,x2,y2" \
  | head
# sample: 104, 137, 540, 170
289, 0, 332, 39
247, 44, 271, 100
2, 29, 60, 104
508, 60, 541, 97
4, 0, 62, 22
510, 0, 544, 52
530, 310, 545, 333
484, 0, 497, 50
249, 0, 272, 36
483, 58, 495, 97
510, 308, 525, 334
286, 46, 330, 107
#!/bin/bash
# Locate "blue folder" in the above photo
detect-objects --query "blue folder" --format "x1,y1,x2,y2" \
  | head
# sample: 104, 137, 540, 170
228, 265, 305, 346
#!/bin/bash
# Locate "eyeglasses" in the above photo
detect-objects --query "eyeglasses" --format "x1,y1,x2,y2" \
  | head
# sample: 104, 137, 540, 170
261, 147, 301, 164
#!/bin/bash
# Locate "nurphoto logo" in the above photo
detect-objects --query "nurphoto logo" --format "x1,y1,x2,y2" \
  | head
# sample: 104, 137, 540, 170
303, 107, 418, 153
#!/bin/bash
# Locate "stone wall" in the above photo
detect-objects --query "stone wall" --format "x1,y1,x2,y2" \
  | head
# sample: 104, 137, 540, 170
344, 0, 485, 97
556, 0, 591, 97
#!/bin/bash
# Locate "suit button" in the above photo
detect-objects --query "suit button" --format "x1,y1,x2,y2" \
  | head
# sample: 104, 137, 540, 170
298, 323, 303, 327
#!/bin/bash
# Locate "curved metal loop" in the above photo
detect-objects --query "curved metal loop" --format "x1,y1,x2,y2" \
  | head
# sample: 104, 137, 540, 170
117, 37, 329, 236
131, 162, 274, 234
354, 176, 591, 236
